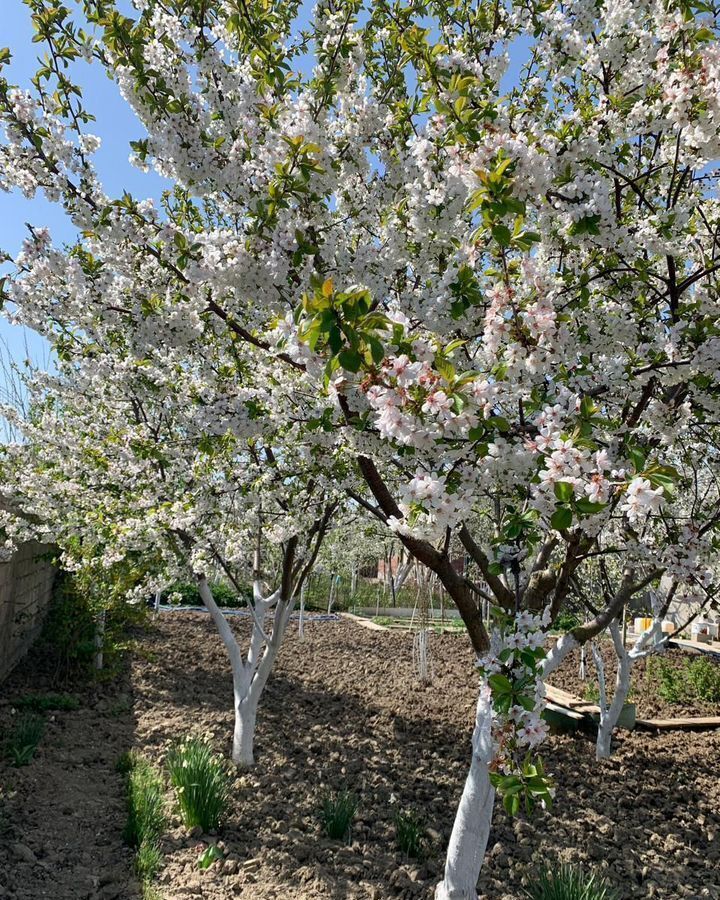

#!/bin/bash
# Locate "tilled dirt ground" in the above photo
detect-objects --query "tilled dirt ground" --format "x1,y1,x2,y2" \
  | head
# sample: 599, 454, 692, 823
1, 615, 719, 900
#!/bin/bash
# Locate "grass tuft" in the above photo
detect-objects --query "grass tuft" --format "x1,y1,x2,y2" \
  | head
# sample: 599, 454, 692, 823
13, 693, 80, 712
166, 737, 229, 833
525, 863, 619, 900
135, 840, 163, 881
394, 808, 425, 859
319, 789, 358, 841
122, 755, 167, 849
120, 753, 166, 894
116, 749, 142, 775
4, 713, 45, 767
198, 844, 224, 870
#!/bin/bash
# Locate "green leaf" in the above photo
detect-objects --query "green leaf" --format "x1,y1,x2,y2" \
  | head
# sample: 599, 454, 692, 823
327, 325, 343, 353
568, 214, 601, 237
491, 224, 512, 247
553, 481, 575, 503
627, 446, 646, 471
367, 335, 385, 365
550, 507, 572, 530
338, 348, 362, 373
488, 416, 509, 432
488, 673, 513, 695
575, 498, 606, 515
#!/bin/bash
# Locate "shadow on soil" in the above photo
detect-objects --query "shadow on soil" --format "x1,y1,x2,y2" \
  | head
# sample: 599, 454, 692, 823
0, 641, 142, 900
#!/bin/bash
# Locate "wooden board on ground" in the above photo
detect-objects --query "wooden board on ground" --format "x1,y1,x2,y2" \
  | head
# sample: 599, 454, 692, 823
545, 683, 601, 715
543, 701, 586, 733
636, 716, 720, 731
546, 682, 720, 732
668, 638, 720, 657
341, 612, 388, 631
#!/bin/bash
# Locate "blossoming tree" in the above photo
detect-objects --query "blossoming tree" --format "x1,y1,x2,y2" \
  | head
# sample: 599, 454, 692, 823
2, 0, 720, 896
0, 335, 339, 765
570, 450, 720, 759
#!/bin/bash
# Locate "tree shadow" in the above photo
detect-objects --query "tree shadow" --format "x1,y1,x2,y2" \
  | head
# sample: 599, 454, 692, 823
0, 647, 142, 900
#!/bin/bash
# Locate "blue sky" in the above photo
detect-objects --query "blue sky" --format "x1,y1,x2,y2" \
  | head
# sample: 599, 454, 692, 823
0, 0, 170, 369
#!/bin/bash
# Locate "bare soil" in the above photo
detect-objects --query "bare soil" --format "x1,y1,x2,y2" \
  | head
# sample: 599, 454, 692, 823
1, 614, 719, 900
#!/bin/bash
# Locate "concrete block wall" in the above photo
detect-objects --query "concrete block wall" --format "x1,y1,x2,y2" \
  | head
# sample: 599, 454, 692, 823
0, 542, 56, 682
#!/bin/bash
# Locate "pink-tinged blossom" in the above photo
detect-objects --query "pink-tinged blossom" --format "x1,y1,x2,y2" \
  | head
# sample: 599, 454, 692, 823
621, 477, 665, 523
586, 474, 611, 504
517, 718, 549, 748
421, 390, 453, 417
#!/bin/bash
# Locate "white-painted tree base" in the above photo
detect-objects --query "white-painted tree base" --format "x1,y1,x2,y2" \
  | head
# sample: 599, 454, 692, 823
233, 694, 260, 766
197, 575, 288, 767
434, 684, 495, 900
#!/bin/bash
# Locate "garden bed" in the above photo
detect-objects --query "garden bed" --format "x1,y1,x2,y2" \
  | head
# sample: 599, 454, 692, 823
548, 641, 720, 720
1, 616, 718, 899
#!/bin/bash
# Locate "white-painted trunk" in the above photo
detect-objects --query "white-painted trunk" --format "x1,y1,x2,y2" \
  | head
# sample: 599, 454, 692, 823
298, 581, 306, 641
541, 632, 579, 678
435, 685, 495, 900
233, 692, 259, 766
594, 620, 642, 759
394, 558, 413, 596
327, 576, 337, 614
595, 673, 630, 759
94, 609, 106, 671
414, 627, 431, 684
198, 576, 290, 767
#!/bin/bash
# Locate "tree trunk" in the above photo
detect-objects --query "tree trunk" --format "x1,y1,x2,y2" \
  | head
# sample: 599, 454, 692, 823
93, 609, 106, 671
298, 581, 306, 641
541, 632, 579, 678
198, 575, 287, 767
595, 621, 633, 759
596, 671, 630, 759
435, 684, 495, 900
233, 691, 259, 766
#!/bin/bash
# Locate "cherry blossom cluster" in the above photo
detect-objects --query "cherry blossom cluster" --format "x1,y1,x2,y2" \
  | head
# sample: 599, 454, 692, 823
477, 606, 555, 811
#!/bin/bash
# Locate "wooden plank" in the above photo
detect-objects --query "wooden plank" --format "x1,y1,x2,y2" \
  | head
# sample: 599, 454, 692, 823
636, 716, 720, 730
341, 612, 388, 632
547, 683, 720, 732
543, 702, 585, 734
546, 684, 600, 714
668, 638, 720, 658
545, 684, 580, 703
544, 701, 585, 720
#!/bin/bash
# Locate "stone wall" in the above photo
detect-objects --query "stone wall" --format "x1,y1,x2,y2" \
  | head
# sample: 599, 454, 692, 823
0, 542, 56, 682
